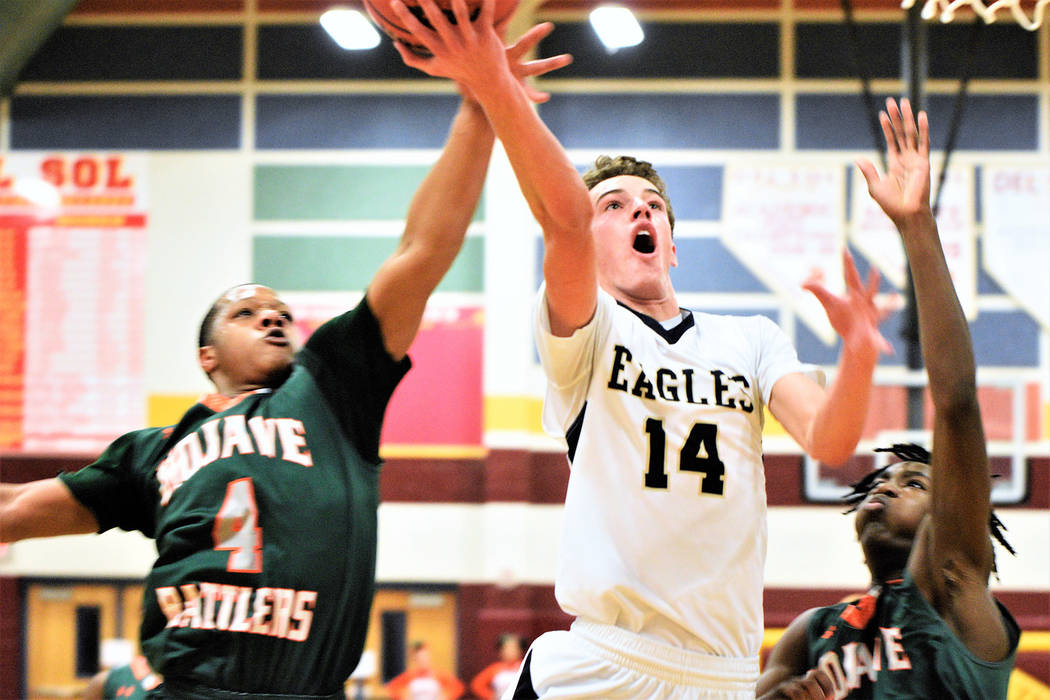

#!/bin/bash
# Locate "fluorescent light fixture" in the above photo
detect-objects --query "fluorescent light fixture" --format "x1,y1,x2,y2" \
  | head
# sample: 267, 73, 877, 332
12, 177, 60, 209
320, 7, 381, 50
589, 6, 644, 50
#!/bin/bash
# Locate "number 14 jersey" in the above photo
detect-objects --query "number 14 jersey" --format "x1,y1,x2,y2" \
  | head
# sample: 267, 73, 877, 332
535, 286, 816, 659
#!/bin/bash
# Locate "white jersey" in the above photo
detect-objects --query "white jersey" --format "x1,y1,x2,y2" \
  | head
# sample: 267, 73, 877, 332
535, 285, 815, 659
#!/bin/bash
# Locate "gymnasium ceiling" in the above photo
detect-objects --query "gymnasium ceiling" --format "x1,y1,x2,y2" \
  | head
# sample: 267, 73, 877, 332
0, 0, 965, 96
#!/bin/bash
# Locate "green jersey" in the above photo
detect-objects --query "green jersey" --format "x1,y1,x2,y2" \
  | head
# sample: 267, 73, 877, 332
102, 656, 162, 699
805, 572, 1018, 699
60, 299, 409, 698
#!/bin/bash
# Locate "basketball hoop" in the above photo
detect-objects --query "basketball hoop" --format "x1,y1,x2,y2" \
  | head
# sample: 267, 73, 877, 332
901, 0, 1048, 30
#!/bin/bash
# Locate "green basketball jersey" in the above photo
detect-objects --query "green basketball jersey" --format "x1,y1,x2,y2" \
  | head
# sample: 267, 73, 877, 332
60, 299, 410, 697
805, 572, 1018, 699
102, 656, 161, 699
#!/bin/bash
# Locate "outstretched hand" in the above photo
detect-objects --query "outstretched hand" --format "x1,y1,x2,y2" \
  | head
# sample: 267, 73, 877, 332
391, 0, 572, 104
856, 97, 932, 227
804, 250, 892, 358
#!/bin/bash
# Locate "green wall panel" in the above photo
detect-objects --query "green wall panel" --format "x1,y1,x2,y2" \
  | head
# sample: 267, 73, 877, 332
254, 164, 485, 221
253, 235, 484, 292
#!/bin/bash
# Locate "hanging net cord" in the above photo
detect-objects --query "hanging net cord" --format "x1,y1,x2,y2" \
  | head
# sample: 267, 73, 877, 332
901, 0, 1048, 31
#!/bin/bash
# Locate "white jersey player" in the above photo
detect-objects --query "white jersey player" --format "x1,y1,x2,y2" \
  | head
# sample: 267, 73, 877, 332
390, 3, 890, 696
537, 285, 819, 660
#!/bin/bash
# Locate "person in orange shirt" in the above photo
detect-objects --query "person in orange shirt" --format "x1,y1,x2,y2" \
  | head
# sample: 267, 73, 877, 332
386, 641, 465, 700
470, 633, 526, 700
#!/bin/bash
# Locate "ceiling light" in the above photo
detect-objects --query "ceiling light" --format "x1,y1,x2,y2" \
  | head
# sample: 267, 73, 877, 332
320, 7, 381, 50
589, 6, 644, 51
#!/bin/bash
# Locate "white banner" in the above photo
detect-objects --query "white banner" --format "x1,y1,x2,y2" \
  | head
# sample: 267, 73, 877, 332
850, 166, 977, 319
0, 153, 148, 451
981, 165, 1050, 330
722, 164, 845, 344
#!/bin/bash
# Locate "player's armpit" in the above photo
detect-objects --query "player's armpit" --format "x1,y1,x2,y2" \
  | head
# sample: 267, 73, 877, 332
0, 478, 99, 543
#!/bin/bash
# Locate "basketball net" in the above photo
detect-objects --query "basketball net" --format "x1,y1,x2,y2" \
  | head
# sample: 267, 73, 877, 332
901, 0, 1048, 29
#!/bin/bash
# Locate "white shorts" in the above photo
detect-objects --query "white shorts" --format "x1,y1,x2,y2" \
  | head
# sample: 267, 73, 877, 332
502, 619, 759, 700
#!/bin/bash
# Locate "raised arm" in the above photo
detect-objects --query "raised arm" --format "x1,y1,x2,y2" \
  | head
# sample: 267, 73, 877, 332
857, 98, 1007, 660
769, 246, 889, 466
393, 0, 593, 336
366, 97, 494, 360
0, 478, 98, 543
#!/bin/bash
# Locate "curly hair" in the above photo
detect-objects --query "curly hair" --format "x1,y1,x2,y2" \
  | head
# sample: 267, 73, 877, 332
582, 155, 675, 231
843, 442, 1016, 575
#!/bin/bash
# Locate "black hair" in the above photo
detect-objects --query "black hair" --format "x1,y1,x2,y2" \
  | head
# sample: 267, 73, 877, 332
198, 283, 261, 348
198, 298, 224, 348
843, 442, 1016, 575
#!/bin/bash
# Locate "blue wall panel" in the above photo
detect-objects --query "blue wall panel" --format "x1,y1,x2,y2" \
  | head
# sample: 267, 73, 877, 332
796, 94, 1038, 150
542, 94, 780, 149
659, 165, 723, 221
10, 95, 241, 149
796, 309, 1039, 366
672, 238, 769, 293
255, 94, 461, 149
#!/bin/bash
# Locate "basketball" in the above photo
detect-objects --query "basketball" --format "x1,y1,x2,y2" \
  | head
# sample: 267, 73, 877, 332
363, 0, 520, 56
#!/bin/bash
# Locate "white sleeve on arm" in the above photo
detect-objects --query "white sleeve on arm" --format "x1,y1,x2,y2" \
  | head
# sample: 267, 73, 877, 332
533, 283, 609, 437
753, 315, 826, 405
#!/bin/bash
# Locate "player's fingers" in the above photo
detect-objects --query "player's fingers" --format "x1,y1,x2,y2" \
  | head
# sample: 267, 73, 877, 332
918, 109, 931, 158
508, 21, 554, 60
805, 668, 837, 696
842, 249, 864, 292
416, 0, 456, 43
478, 0, 495, 28
522, 84, 551, 103
865, 265, 881, 299
900, 97, 919, 152
855, 158, 881, 192
520, 53, 572, 77
392, 38, 430, 69
449, 0, 475, 39
879, 111, 898, 158
802, 281, 835, 313
391, 0, 436, 42
886, 97, 905, 144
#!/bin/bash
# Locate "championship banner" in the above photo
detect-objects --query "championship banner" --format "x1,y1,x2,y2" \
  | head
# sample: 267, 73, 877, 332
981, 165, 1050, 330
851, 166, 977, 319
0, 154, 147, 451
722, 164, 845, 344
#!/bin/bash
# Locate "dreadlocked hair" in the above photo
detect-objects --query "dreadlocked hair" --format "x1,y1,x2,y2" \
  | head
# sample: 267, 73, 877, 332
843, 442, 1016, 577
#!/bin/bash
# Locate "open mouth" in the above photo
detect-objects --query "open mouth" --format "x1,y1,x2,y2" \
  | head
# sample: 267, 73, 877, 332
265, 330, 289, 346
633, 231, 655, 254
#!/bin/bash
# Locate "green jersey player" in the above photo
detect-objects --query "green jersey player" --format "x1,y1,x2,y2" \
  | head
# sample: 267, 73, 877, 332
83, 656, 162, 700
0, 30, 570, 699
756, 99, 1018, 699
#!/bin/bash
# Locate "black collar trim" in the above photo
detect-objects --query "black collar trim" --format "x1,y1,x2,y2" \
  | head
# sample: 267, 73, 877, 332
616, 301, 695, 344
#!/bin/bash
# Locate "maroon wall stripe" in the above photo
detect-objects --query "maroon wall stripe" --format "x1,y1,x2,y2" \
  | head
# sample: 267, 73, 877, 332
5, 452, 1045, 507
0, 577, 22, 698
763, 587, 1050, 631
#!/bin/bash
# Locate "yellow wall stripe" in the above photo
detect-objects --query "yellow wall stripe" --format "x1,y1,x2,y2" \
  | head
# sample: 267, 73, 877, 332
148, 394, 198, 427
484, 395, 544, 434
